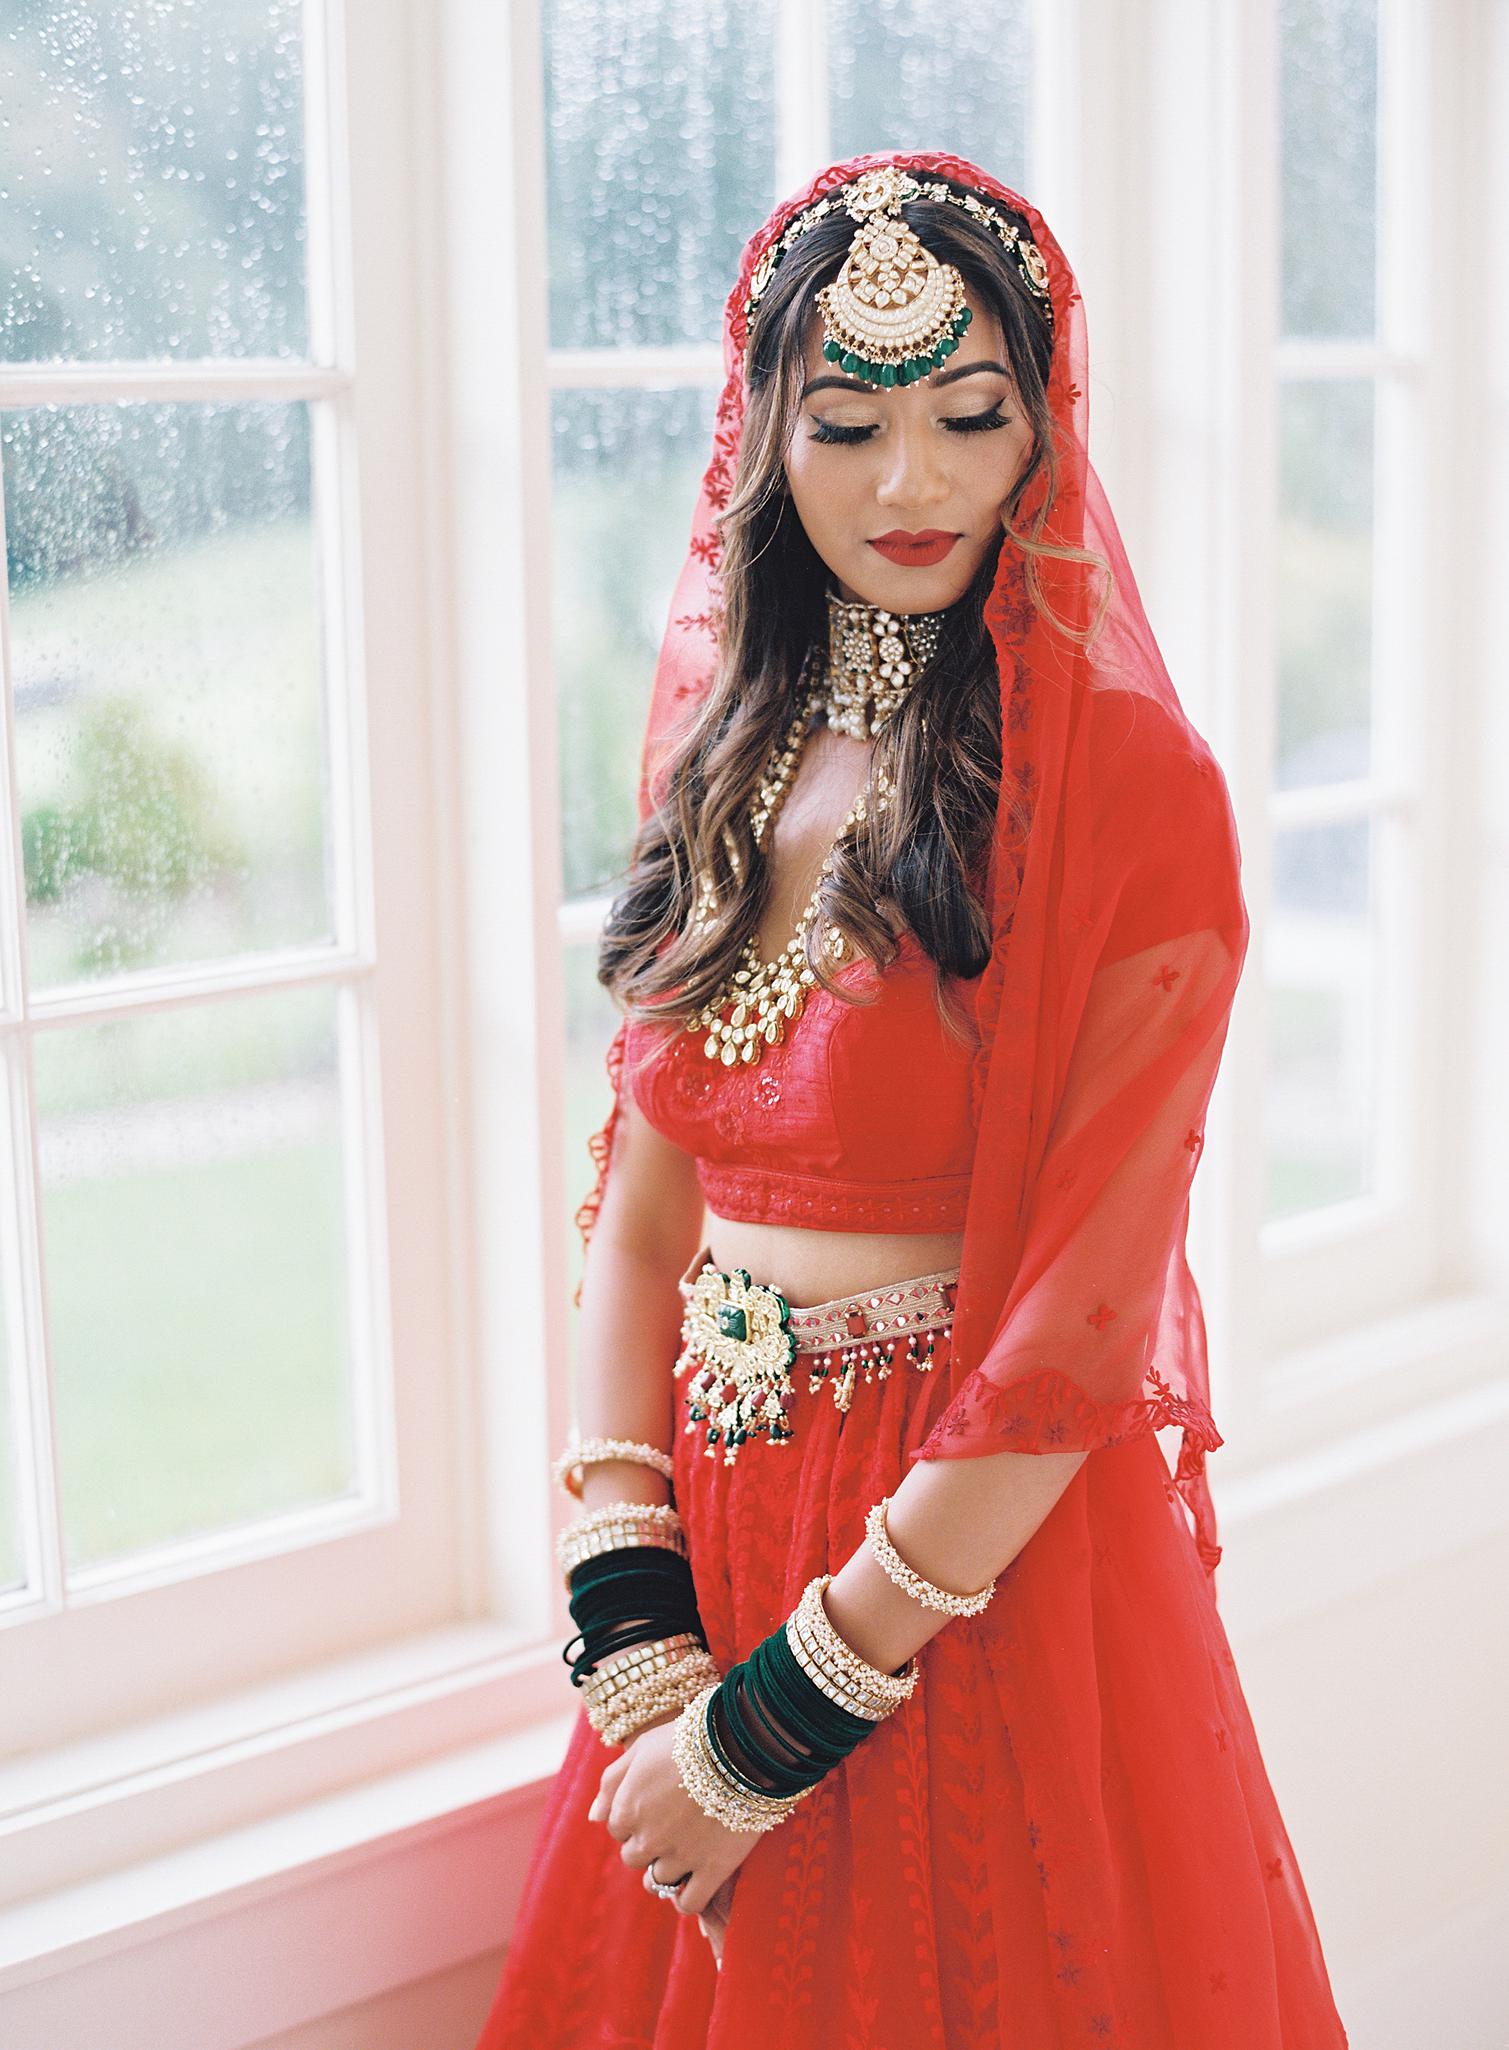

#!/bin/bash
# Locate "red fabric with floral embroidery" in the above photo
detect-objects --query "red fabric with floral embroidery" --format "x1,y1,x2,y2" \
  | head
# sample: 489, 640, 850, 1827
624, 929, 979, 1234
474, 150, 1350, 2047
476, 1333, 1346, 2049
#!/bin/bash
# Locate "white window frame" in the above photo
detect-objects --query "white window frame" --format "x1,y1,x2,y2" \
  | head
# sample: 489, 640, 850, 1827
1114, 0, 1509, 1487
0, 0, 496, 1903
2, 1, 1505, 2038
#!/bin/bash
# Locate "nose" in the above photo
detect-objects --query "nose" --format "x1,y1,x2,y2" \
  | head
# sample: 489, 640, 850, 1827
874, 415, 952, 513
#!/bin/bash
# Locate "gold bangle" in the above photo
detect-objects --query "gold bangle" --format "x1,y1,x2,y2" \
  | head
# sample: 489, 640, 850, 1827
671, 1681, 813, 1835
580, 1638, 722, 1747
864, 1496, 996, 1617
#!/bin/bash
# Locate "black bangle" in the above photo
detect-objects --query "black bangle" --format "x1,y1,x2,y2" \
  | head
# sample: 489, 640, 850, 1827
709, 1623, 881, 1798
562, 1547, 708, 1684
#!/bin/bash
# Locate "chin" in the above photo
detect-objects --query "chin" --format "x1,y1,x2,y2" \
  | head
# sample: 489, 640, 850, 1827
855, 563, 977, 613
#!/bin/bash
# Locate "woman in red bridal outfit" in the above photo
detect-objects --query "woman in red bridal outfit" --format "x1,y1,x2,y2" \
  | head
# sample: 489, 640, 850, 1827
474, 150, 1349, 2049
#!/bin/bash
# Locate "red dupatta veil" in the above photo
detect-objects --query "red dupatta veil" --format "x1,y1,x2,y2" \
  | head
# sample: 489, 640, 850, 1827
574, 149, 1250, 1579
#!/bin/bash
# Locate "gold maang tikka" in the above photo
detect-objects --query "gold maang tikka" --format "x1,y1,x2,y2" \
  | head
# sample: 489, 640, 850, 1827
743, 164, 1054, 389
816, 165, 971, 388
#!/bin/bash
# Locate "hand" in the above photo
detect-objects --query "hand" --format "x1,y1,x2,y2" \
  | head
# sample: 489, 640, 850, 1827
620, 1712, 737, 1965
586, 1716, 767, 1921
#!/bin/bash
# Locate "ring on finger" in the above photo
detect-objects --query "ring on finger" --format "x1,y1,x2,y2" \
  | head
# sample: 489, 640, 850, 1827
646, 1855, 692, 1900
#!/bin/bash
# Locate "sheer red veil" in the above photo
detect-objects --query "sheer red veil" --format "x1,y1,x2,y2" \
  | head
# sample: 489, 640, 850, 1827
574, 149, 1250, 1578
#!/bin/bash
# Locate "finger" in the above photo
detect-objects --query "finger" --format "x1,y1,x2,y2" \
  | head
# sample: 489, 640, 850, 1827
696, 1913, 725, 1970
590, 1771, 631, 1836
672, 1867, 720, 1919
594, 1753, 628, 1805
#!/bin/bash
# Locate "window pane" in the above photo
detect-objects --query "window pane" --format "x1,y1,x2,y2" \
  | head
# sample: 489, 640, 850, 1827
4, 400, 334, 989
553, 386, 718, 900
543, 0, 777, 350
1280, 0, 1378, 340
35, 983, 358, 1576
0, 0, 308, 365
1264, 816, 1377, 1220
827, 0, 1032, 180
1275, 379, 1374, 789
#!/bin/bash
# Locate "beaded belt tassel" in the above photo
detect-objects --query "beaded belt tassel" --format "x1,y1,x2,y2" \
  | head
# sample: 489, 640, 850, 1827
676, 1263, 800, 1464
807, 1314, 946, 1415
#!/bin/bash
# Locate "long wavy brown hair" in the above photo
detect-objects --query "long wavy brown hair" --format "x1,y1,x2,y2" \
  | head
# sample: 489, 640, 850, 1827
597, 183, 1111, 1061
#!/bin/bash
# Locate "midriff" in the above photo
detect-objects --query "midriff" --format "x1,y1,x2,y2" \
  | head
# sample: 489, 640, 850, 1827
701, 1213, 965, 1308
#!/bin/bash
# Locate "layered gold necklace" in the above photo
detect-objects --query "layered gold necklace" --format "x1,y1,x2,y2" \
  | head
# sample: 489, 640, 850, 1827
684, 591, 946, 1068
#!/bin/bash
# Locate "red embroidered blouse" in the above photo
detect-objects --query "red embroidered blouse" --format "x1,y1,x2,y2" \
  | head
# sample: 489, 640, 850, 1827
624, 930, 979, 1233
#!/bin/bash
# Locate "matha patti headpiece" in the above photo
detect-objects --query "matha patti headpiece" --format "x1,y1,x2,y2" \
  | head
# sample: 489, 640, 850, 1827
743, 163, 1054, 389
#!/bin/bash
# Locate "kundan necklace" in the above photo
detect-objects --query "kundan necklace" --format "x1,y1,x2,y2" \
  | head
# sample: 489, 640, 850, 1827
684, 694, 890, 1068
816, 589, 947, 739
684, 590, 945, 1067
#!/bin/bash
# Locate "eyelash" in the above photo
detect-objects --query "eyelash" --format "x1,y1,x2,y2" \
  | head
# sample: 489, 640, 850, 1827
808, 406, 1011, 445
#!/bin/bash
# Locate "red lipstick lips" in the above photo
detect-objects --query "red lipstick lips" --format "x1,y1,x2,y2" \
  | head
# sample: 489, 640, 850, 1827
868, 529, 960, 566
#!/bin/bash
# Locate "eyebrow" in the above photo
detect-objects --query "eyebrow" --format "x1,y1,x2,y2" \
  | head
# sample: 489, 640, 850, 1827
800, 360, 1013, 399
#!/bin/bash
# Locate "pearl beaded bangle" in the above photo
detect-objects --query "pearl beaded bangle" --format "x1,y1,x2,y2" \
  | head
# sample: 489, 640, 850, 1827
580, 1637, 722, 1748
552, 1435, 676, 1501
864, 1496, 996, 1617
671, 1680, 814, 1835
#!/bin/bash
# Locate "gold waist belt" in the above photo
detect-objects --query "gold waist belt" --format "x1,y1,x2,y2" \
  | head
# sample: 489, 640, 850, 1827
674, 1245, 959, 1466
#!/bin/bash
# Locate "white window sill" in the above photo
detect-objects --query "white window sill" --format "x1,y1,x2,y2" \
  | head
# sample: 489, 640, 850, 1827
1214, 1364, 1509, 1640
0, 1710, 576, 2050
0, 1618, 568, 1906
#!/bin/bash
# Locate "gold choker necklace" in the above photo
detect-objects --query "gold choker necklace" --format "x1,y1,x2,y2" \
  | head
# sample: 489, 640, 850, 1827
815, 589, 947, 739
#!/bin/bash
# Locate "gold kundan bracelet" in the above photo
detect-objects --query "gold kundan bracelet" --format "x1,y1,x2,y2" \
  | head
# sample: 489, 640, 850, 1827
555, 1499, 688, 1582
580, 1635, 723, 1748
787, 1574, 920, 1716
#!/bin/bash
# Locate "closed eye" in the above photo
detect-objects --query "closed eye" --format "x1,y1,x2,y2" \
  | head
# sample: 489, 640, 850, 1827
809, 406, 1011, 445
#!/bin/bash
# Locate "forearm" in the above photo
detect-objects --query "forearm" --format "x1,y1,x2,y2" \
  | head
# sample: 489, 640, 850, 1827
821, 1444, 1089, 1674
574, 1227, 689, 1512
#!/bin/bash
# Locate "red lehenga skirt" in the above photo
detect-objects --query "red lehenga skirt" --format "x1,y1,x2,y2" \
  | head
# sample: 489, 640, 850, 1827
474, 1290, 1348, 2049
